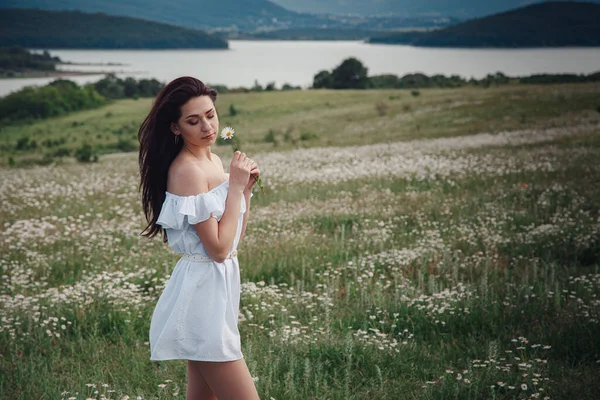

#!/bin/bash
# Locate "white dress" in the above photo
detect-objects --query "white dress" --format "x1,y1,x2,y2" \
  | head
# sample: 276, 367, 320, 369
149, 173, 252, 362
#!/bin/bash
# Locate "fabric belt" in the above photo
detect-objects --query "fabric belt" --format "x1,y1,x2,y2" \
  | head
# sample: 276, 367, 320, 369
182, 249, 238, 263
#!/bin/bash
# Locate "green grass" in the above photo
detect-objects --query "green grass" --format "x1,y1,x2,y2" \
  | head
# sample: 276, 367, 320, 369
1, 83, 600, 399
1, 83, 599, 167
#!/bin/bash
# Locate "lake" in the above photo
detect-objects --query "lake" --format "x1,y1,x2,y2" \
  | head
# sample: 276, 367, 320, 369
2, 40, 600, 96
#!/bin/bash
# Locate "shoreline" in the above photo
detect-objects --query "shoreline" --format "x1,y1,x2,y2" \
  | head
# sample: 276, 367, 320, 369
0, 70, 113, 80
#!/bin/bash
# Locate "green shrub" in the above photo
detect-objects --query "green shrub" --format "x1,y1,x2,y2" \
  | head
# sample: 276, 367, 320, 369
411, 90, 420, 97
74, 143, 98, 163
114, 139, 137, 152
300, 132, 319, 141
15, 136, 32, 150
229, 103, 238, 116
264, 129, 277, 143
375, 100, 389, 116
282, 83, 301, 91
0, 80, 105, 125
50, 147, 71, 157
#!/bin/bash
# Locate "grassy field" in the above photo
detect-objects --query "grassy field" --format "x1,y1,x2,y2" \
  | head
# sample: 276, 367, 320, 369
1, 84, 600, 399
2, 83, 599, 166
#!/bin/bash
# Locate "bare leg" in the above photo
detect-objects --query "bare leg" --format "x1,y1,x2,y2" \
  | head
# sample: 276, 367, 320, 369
188, 358, 260, 400
187, 360, 217, 400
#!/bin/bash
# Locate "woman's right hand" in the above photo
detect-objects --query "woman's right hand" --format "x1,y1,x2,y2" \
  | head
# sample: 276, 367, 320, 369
229, 151, 251, 192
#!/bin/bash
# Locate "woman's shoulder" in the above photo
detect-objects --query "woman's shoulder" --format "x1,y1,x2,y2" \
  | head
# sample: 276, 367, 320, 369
167, 155, 210, 196
211, 152, 225, 171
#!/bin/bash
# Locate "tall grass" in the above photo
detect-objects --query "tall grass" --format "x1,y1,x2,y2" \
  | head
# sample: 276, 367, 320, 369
1, 84, 599, 399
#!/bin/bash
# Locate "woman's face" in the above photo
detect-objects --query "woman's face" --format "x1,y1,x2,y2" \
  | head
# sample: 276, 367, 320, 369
171, 95, 219, 146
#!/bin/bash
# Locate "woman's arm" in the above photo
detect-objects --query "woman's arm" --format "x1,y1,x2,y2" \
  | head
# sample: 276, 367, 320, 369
194, 188, 244, 262
169, 156, 246, 263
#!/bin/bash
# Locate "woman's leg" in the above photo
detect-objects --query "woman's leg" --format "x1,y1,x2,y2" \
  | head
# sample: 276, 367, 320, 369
187, 360, 217, 400
188, 358, 260, 400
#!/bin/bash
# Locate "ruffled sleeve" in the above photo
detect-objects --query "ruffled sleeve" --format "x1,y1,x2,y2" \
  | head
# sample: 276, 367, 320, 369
156, 192, 225, 229
156, 190, 253, 230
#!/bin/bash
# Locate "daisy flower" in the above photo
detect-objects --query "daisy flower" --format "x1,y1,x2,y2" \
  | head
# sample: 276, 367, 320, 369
221, 127, 235, 140
219, 125, 264, 194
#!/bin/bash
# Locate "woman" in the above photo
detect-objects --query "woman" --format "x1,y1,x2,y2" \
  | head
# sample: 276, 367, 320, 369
138, 76, 260, 399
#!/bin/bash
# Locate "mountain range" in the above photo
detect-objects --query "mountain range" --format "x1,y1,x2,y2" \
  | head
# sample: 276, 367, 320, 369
0, 0, 297, 31
369, 2, 600, 47
0, 9, 228, 49
269, 0, 600, 18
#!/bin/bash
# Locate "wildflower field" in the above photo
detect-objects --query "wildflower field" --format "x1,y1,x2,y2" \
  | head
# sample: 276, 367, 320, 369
1, 84, 599, 399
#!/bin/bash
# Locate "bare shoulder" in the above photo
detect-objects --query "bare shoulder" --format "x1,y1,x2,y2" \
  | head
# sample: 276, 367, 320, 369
212, 152, 225, 172
167, 155, 209, 196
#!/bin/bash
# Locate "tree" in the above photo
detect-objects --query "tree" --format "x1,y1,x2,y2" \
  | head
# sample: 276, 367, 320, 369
312, 70, 333, 89
331, 57, 369, 89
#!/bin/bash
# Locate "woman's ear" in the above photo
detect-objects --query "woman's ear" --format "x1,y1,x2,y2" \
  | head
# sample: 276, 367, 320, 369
170, 122, 179, 135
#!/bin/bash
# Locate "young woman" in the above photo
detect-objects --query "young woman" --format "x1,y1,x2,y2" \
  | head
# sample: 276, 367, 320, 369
138, 76, 261, 400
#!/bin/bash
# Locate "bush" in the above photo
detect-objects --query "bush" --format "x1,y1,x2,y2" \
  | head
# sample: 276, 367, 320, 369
375, 100, 389, 116
300, 132, 319, 141
50, 147, 71, 157
0, 80, 105, 125
93, 74, 163, 99
42, 137, 67, 147
15, 136, 31, 150
210, 84, 230, 94
264, 129, 277, 143
411, 90, 420, 97
74, 143, 98, 163
331, 58, 369, 89
229, 103, 238, 116
114, 139, 137, 152
251, 80, 263, 92
313, 70, 333, 89
282, 83, 301, 91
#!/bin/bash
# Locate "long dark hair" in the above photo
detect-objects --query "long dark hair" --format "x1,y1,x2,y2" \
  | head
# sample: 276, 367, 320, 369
138, 76, 217, 240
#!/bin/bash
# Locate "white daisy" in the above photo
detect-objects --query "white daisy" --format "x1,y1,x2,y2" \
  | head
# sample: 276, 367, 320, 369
221, 126, 235, 140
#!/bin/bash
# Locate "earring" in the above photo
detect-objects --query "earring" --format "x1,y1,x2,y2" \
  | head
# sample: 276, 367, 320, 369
175, 135, 181, 144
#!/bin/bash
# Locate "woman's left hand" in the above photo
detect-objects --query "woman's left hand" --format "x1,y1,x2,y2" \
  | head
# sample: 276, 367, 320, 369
244, 159, 260, 193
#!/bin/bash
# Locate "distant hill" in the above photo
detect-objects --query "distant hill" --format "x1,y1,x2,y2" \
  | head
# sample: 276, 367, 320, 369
269, 0, 600, 19
0, 0, 298, 31
369, 2, 600, 47
239, 28, 385, 41
0, 9, 228, 49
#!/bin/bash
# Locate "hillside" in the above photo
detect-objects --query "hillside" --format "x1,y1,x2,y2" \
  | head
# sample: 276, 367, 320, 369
0, 0, 298, 31
369, 1, 600, 47
240, 28, 384, 41
0, 9, 228, 49
270, 0, 600, 18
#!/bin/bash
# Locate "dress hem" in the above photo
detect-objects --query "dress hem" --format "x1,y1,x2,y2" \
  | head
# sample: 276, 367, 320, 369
150, 354, 244, 362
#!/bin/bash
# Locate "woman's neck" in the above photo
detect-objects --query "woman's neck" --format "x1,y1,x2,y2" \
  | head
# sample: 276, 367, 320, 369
183, 143, 211, 161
